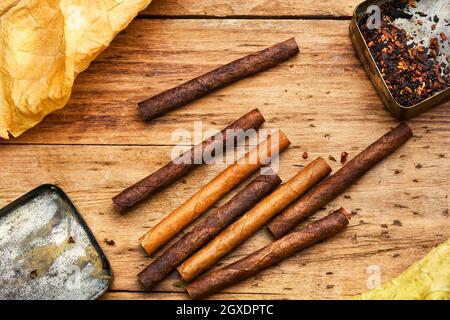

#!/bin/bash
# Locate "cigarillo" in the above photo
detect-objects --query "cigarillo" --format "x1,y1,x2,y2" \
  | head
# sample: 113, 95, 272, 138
138, 38, 299, 121
113, 109, 265, 212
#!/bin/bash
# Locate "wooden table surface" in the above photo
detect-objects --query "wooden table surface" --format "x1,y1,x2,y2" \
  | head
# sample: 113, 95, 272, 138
1, 0, 449, 300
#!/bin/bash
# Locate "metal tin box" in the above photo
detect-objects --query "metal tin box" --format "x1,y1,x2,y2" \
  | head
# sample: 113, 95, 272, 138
350, 0, 450, 119
0, 185, 112, 300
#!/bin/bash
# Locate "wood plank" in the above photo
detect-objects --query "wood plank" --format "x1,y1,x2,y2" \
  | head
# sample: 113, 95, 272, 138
143, 0, 360, 18
2, 19, 448, 146
0, 142, 448, 299
1, 16, 449, 301
102, 291, 286, 300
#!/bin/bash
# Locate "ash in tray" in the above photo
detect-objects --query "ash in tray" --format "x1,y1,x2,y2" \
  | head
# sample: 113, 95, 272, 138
359, 0, 449, 107
0, 189, 111, 300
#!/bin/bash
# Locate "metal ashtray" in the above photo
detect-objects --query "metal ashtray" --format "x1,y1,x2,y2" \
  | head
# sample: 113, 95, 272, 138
350, 0, 450, 119
0, 185, 112, 300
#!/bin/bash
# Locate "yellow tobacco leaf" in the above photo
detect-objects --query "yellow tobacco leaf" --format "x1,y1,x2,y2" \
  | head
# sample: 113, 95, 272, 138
0, 0, 152, 139
355, 237, 450, 300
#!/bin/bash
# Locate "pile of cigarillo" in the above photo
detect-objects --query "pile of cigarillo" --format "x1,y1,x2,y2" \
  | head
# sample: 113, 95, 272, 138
111, 38, 414, 299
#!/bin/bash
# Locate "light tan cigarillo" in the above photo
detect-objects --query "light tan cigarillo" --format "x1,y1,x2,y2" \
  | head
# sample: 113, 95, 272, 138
177, 157, 331, 281
140, 130, 291, 255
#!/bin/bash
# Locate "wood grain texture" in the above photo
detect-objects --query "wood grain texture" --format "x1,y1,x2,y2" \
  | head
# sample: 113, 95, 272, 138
0, 140, 448, 299
0, 16, 449, 300
1, 19, 449, 146
102, 292, 277, 300
143, 0, 360, 18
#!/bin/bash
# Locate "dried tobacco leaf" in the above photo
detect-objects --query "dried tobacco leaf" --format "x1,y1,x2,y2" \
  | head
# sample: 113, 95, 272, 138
0, 0, 153, 139
355, 237, 450, 300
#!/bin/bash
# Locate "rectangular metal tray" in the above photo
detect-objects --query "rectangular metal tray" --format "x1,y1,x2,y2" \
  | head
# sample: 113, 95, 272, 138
0, 184, 112, 300
350, 0, 450, 119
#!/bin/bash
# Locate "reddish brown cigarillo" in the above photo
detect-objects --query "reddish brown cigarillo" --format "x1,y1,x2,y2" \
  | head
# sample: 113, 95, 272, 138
138, 171, 281, 289
268, 122, 413, 238
112, 109, 265, 212
138, 38, 299, 121
186, 208, 350, 300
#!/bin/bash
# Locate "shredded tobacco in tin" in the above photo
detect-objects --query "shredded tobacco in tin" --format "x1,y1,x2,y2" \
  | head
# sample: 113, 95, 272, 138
359, 0, 449, 107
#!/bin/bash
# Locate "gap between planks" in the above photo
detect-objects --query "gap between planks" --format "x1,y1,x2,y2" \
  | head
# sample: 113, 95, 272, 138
135, 15, 353, 20
0, 143, 202, 147
106, 289, 284, 295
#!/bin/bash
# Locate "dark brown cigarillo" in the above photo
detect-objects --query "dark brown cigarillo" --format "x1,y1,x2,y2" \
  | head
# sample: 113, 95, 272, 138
268, 122, 413, 238
138, 171, 281, 289
138, 38, 299, 121
186, 208, 350, 300
112, 109, 265, 212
